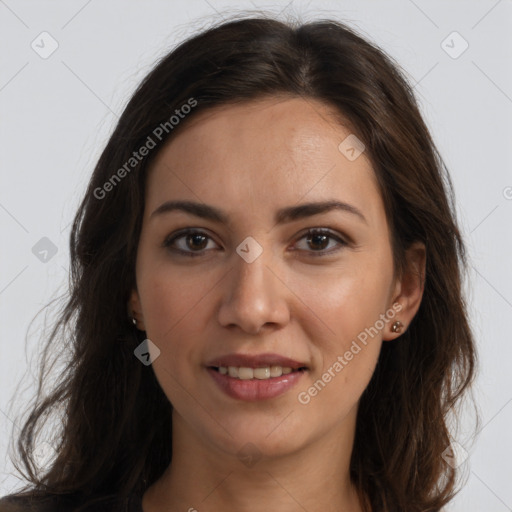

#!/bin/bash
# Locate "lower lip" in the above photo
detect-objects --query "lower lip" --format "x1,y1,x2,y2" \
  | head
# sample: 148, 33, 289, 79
207, 367, 306, 401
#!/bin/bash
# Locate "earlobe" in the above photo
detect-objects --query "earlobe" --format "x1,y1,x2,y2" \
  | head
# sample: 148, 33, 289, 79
128, 289, 146, 331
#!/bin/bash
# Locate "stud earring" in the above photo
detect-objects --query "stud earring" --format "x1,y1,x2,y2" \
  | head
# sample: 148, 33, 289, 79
391, 320, 404, 334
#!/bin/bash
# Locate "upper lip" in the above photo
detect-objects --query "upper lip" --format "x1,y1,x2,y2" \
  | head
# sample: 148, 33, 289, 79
206, 352, 308, 370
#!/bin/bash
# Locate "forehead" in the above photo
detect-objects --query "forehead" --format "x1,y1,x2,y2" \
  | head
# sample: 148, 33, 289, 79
145, 97, 385, 231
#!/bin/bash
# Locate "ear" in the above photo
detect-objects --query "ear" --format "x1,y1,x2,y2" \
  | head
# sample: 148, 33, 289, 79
128, 288, 146, 331
383, 241, 426, 341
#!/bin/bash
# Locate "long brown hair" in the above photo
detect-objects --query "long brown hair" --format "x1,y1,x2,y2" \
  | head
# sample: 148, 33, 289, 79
4, 14, 477, 512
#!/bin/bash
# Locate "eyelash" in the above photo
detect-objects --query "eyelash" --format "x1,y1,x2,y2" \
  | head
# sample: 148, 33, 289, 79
162, 228, 348, 258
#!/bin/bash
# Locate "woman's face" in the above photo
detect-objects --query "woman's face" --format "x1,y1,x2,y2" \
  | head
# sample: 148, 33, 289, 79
130, 96, 415, 460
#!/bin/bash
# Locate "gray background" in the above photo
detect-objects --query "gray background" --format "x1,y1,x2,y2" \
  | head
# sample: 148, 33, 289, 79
1, 0, 511, 509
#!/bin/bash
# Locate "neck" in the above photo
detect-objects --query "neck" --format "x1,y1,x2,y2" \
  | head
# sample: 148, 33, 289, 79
142, 410, 364, 512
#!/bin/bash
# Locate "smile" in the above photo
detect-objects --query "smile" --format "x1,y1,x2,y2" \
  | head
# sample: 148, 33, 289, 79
207, 366, 307, 401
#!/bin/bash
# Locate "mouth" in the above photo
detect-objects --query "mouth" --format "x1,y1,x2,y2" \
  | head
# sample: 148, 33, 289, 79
205, 353, 309, 401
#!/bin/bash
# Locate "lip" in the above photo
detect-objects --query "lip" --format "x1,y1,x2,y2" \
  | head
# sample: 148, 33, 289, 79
207, 367, 306, 401
205, 352, 308, 370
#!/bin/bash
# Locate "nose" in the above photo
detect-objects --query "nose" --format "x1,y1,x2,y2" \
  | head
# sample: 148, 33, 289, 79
217, 249, 290, 335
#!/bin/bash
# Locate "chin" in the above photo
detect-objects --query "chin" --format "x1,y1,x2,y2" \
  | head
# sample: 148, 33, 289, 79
207, 417, 311, 462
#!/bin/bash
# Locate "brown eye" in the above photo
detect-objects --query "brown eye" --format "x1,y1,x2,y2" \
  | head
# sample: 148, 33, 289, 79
163, 227, 347, 258
307, 232, 329, 251
163, 230, 219, 257
185, 233, 208, 250
294, 229, 347, 256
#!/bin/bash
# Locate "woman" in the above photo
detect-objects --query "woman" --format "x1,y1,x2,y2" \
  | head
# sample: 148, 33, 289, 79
0, 14, 476, 512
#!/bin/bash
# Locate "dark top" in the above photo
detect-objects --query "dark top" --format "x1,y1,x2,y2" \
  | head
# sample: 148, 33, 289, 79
0, 494, 144, 512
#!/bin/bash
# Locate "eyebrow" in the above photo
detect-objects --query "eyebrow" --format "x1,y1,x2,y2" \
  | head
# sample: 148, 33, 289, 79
150, 199, 367, 226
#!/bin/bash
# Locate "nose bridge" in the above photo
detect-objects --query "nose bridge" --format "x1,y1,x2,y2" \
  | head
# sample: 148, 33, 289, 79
217, 241, 289, 333
234, 247, 271, 296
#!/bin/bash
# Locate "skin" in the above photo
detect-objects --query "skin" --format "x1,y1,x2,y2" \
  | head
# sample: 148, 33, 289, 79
129, 96, 426, 512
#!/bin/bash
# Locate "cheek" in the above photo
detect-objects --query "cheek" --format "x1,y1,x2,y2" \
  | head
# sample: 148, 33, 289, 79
291, 258, 392, 347
139, 259, 210, 335
138, 273, 204, 404
295, 285, 383, 417
290, 259, 391, 406
137, 263, 218, 377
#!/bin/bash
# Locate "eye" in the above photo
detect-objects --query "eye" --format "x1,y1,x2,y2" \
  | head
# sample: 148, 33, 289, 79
163, 227, 348, 258
163, 229, 220, 257
293, 228, 347, 256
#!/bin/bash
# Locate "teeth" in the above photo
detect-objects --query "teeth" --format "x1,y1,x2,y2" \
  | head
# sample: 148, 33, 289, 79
238, 367, 253, 380
217, 365, 299, 380
270, 365, 282, 377
254, 367, 270, 379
